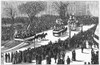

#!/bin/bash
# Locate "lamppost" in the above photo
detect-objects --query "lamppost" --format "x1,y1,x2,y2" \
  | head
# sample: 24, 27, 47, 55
67, 15, 72, 48
80, 24, 83, 32
68, 15, 72, 39
33, 40, 35, 48
13, 27, 17, 39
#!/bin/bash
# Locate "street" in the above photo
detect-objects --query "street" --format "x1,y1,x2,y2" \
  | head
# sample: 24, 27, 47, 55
2, 24, 96, 65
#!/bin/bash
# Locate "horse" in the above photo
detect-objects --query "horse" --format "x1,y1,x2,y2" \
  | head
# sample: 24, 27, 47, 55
58, 27, 67, 36
34, 33, 47, 40
24, 32, 47, 42
41, 33, 47, 39
61, 27, 67, 34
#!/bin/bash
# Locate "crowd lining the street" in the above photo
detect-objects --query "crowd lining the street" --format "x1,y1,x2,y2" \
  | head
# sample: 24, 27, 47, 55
4, 24, 99, 64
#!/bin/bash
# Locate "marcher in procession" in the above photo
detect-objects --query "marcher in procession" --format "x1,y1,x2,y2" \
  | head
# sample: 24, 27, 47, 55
84, 62, 86, 65
88, 62, 90, 65
81, 44, 84, 53
20, 51, 23, 63
38, 55, 42, 64
66, 56, 71, 64
13, 52, 16, 64
72, 50, 76, 61
95, 51, 99, 64
11, 52, 13, 62
94, 51, 99, 64
46, 55, 51, 64
8, 53, 10, 62
36, 54, 39, 64
57, 56, 64, 64
61, 51, 65, 60
91, 49, 95, 64
5, 53, 7, 62
54, 53, 57, 63
91, 47, 99, 64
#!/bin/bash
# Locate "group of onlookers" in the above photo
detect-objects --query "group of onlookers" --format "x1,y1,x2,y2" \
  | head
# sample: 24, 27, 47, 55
4, 23, 98, 64
91, 49, 99, 64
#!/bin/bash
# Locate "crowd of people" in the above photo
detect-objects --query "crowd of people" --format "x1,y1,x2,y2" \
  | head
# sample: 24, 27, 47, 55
4, 39, 70, 64
4, 24, 99, 64
15, 30, 36, 39
91, 49, 99, 64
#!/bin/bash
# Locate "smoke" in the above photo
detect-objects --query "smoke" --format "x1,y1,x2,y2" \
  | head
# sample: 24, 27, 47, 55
87, 1, 99, 17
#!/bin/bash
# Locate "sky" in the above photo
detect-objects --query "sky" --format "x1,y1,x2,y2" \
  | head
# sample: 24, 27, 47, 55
1, 1, 99, 18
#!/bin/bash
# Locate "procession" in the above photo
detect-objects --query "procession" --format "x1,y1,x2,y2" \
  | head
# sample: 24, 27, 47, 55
1, 1, 99, 65
3, 21, 99, 64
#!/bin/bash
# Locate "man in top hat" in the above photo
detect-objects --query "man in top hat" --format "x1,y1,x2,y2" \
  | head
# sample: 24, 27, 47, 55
66, 56, 71, 64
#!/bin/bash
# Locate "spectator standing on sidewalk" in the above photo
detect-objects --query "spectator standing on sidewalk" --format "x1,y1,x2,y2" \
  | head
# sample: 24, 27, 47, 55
72, 50, 76, 61
5, 53, 7, 62
57, 57, 64, 64
81, 44, 84, 53
66, 56, 70, 64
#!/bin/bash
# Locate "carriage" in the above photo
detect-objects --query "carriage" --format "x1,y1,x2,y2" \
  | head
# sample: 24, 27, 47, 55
53, 18, 68, 37
14, 32, 47, 42
53, 26, 67, 37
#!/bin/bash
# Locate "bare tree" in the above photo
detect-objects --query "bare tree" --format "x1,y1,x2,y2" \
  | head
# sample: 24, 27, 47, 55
52, 1, 69, 20
52, 1, 69, 19
2, 1, 17, 24
18, 1, 46, 30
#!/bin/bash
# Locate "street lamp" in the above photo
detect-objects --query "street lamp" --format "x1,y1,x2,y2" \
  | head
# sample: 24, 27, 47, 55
68, 15, 72, 39
33, 40, 35, 48
67, 15, 72, 48
80, 24, 83, 32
